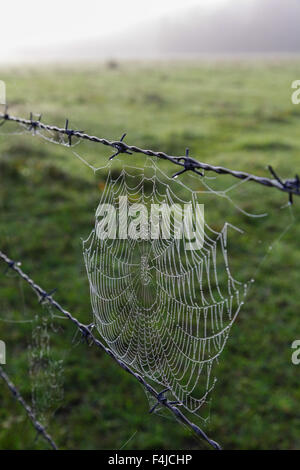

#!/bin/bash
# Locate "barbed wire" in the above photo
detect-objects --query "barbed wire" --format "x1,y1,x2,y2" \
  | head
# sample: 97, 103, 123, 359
0, 250, 221, 450
0, 365, 58, 450
1, 107, 297, 450
0, 110, 299, 203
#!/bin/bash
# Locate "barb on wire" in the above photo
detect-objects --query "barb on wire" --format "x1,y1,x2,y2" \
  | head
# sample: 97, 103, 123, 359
0, 365, 58, 450
172, 148, 204, 178
39, 288, 58, 304
3, 259, 20, 275
149, 387, 170, 414
268, 165, 300, 204
0, 111, 299, 204
79, 322, 95, 345
0, 250, 221, 451
109, 133, 132, 160
64, 119, 83, 146
28, 112, 42, 134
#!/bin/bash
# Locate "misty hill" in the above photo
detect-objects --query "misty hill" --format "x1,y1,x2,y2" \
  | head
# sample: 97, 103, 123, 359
24, 0, 300, 60
158, 0, 300, 55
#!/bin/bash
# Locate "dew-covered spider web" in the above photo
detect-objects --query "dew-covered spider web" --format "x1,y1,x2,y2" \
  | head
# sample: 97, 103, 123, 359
0, 117, 296, 424
82, 155, 295, 419
28, 310, 64, 425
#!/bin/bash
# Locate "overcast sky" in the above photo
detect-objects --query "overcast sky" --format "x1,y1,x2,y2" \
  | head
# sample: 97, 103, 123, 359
0, 0, 230, 62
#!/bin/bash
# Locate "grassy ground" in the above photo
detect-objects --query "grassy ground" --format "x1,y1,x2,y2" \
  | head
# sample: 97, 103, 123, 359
0, 60, 300, 450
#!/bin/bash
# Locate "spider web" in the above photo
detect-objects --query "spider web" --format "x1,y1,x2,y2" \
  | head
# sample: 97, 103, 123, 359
82, 157, 292, 417
28, 310, 64, 425
0, 118, 295, 422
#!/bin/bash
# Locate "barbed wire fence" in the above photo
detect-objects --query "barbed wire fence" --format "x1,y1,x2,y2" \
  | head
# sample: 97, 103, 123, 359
0, 109, 300, 203
0, 250, 221, 450
0, 365, 58, 450
0, 108, 299, 451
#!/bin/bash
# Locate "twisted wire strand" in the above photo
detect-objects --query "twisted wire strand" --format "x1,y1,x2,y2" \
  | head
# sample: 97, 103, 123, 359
0, 111, 299, 200
0, 250, 221, 450
0, 365, 58, 450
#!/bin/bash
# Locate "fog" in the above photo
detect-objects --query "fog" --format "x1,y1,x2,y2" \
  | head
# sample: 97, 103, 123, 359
4, 0, 300, 63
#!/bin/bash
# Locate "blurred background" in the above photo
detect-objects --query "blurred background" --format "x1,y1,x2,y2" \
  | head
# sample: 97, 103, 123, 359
0, 0, 300, 450
2, 0, 300, 62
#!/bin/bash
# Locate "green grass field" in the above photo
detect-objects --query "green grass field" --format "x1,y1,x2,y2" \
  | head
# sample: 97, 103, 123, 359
0, 60, 300, 450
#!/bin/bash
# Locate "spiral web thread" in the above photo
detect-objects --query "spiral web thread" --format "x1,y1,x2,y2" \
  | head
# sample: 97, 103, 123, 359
0, 112, 297, 450
83, 160, 249, 416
